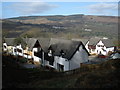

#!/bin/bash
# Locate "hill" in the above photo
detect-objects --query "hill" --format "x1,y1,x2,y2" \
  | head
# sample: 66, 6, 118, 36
2, 14, 118, 40
2, 54, 120, 88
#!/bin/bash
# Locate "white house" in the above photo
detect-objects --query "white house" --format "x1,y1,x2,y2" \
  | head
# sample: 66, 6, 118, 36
3, 42, 7, 52
24, 38, 42, 64
42, 39, 90, 71
3, 37, 90, 71
3, 38, 16, 55
16, 44, 24, 57
86, 37, 116, 55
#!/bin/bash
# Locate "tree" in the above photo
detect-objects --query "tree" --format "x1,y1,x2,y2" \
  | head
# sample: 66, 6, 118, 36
14, 37, 27, 49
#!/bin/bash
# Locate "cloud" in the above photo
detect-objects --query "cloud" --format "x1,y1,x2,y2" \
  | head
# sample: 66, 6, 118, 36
88, 3, 118, 15
8, 2, 58, 15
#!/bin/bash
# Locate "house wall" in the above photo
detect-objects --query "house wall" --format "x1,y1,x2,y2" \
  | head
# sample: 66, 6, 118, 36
32, 48, 41, 63
86, 41, 96, 55
44, 56, 69, 71
23, 54, 32, 59
44, 60, 54, 68
54, 56, 69, 71
70, 45, 88, 70
95, 40, 107, 55
85, 41, 89, 52
23, 47, 32, 59
12, 46, 17, 56
3, 43, 7, 52
106, 47, 115, 53
16, 45, 24, 56
7, 46, 13, 54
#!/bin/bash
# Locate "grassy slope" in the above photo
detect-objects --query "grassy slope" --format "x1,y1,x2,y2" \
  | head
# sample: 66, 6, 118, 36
2, 55, 120, 88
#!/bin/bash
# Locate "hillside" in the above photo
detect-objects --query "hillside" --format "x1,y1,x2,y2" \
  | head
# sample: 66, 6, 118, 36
2, 14, 118, 39
2, 54, 120, 88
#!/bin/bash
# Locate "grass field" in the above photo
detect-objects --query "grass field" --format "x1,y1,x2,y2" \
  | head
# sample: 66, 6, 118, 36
2, 55, 120, 88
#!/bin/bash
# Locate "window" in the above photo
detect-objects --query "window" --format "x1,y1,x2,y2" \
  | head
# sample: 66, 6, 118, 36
4, 45, 6, 48
97, 45, 104, 47
14, 49, 17, 52
17, 49, 22, 53
101, 45, 104, 47
60, 50, 65, 57
97, 45, 100, 47
48, 50, 52, 56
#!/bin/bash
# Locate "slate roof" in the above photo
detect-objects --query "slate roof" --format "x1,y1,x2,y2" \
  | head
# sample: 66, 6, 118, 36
27, 38, 38, 51
23, 38, 38, 50
4, 38, 15, 46
49, 40, 90, 60
37, 38, 70, 52
37, 38, 51, 52
88, 37, 115, 47
101, 39, 115, 47
37, 38, 90, 60
88, 37, 101, 45
72, 38, 89, 45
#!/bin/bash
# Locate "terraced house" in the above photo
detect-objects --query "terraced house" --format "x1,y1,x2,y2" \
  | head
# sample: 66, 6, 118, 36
2, 37, 90, 71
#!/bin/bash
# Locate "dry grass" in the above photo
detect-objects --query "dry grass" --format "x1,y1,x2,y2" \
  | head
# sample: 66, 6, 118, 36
2, 54, 120, 88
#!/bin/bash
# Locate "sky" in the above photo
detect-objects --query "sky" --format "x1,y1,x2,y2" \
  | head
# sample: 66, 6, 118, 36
1, 0, 119, 19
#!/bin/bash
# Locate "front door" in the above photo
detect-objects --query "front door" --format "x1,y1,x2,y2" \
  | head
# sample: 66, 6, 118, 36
57, 63, 64, 72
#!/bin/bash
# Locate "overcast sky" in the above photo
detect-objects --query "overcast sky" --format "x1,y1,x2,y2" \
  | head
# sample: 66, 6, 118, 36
1, 0, 119, 19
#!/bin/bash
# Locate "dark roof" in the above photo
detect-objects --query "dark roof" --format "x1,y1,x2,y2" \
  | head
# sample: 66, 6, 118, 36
72, 38, 89, 45
101, 39, 115, 47
88, 37, 115, 47
88, 37, 101, 45
4, 38, 15, 46
37, 38, 51, 52
50, 40, 90, 60
23, 38, 68, 51
22, 38, 90, 58
37, 38, 70, 52
23, 38, 38, 50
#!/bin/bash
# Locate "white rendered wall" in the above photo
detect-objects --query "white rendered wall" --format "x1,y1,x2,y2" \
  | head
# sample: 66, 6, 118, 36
106, 47, 115, 53
54, 56, 69, 71
3, 43, 7, 51
85, 41, 90, 52
7, 46, 13, 54
16, 45, 24, 56
44, 56, 69, 71
32, 48, 41, 62
12, 46, 17, 56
